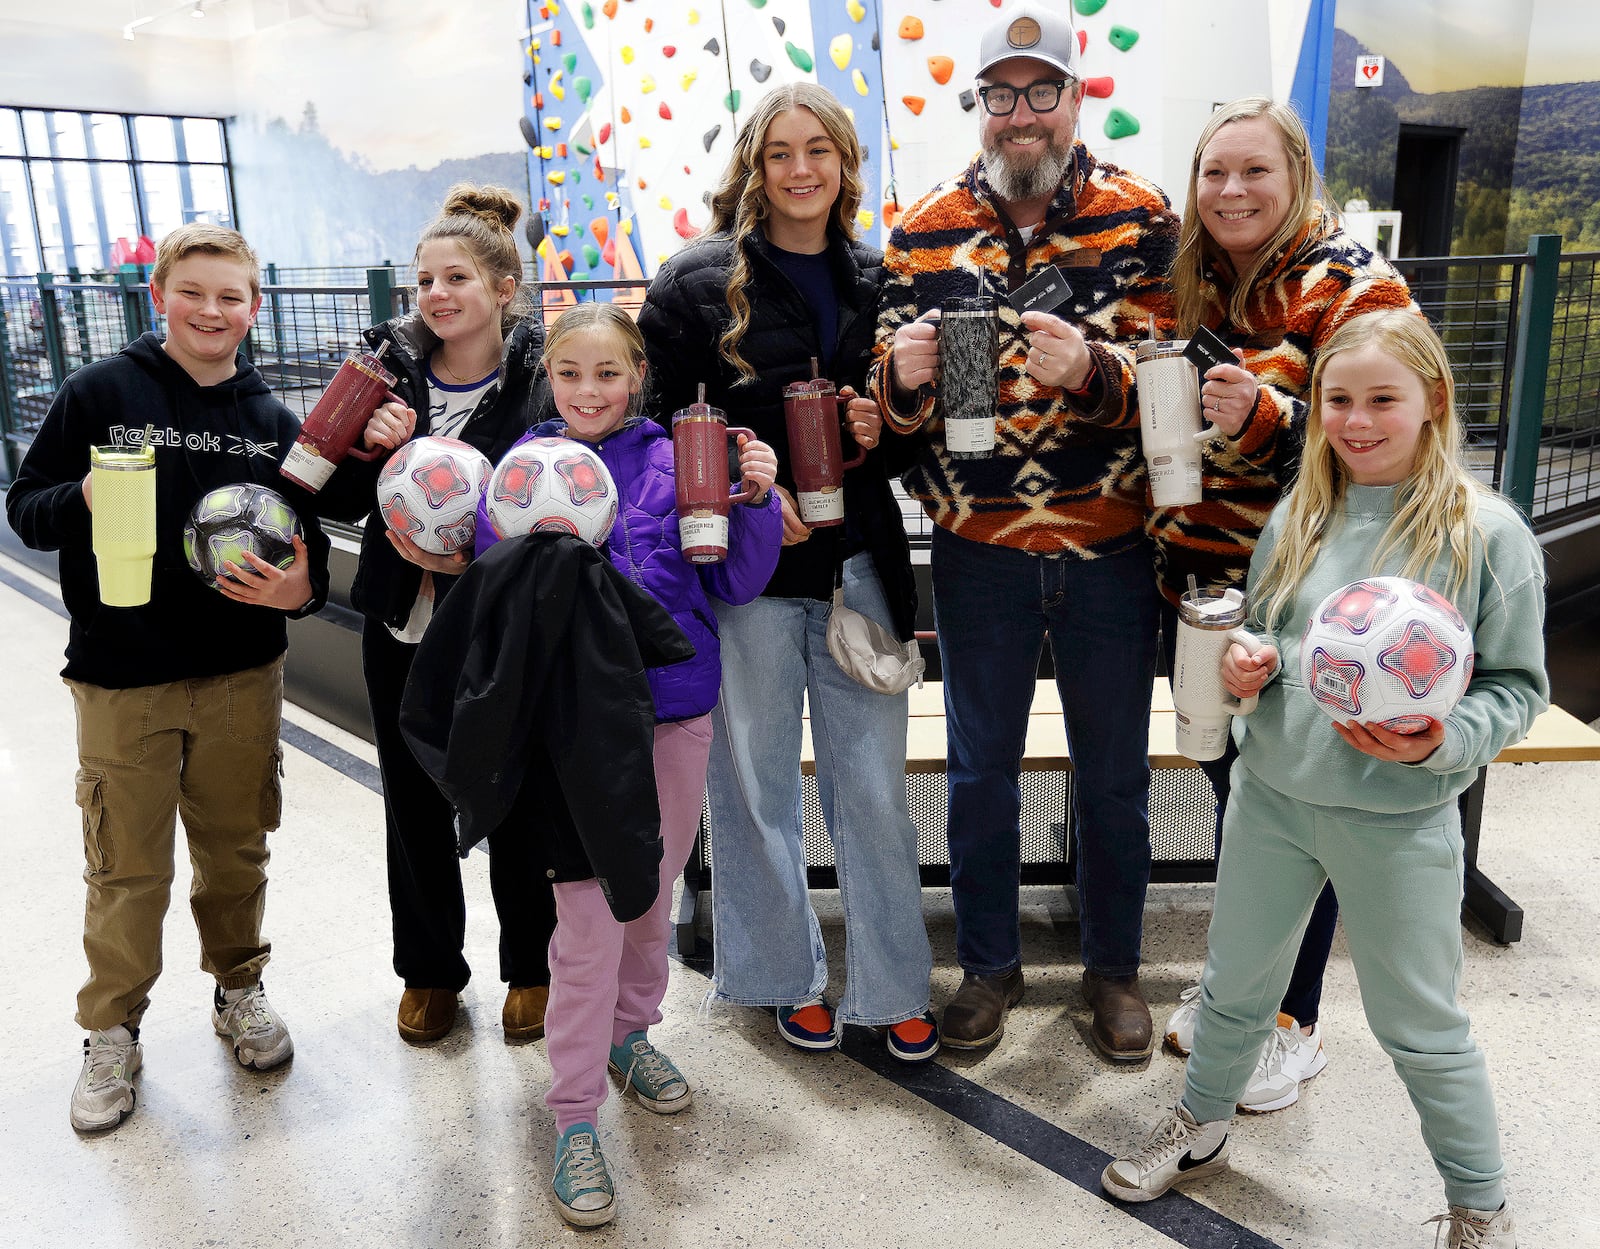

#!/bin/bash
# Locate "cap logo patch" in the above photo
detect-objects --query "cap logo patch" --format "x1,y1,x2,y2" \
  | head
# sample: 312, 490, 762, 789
1007, 17, 1043, 50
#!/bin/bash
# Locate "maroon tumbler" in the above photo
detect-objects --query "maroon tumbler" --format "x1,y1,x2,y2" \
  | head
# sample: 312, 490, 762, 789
280, 349, 405, 492
672, 390, 757, 564
782, 373, 864, 527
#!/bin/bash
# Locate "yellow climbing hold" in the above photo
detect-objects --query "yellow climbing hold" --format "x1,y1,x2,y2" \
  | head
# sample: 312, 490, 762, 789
550, 72, 565, 101
621, 218, 633, 235
539, 145, 554, 159
621, 46, 634, 64
659, 196, 673, 210
829, 34, 852, 71
640, 75, 656, 94
548, 171, 567, 184
687, 9, 699, 24
639, 136, 652, 148
551, 224, 570, 236
544, 116, 563, 130
856, 209, 875, 230
852, 68, 868, 96
681, 71, 698, 90
846, 0, 865, 21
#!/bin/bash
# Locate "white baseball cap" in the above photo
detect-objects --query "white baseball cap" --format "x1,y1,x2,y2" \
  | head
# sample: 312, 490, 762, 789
976, 2, 1080, 80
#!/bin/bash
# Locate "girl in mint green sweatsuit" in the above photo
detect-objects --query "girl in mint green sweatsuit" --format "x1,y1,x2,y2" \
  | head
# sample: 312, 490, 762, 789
1103, 311, 1546, 1245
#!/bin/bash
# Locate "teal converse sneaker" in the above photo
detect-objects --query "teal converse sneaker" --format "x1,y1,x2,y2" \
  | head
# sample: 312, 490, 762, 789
608, 1032, 692, 1114
552, 1122, 615, 1228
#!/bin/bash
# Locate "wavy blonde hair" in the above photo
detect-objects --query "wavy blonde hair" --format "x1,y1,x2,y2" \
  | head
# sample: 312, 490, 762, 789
704, 83, 865, 381
542, 302, 648, 421
415, 183, 535, 328
1173, 97, 1324, 337
1251, 311, 1488, 629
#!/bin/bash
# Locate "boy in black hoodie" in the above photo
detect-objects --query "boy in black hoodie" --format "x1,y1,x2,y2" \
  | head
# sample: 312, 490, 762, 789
6, 224, 331, 1133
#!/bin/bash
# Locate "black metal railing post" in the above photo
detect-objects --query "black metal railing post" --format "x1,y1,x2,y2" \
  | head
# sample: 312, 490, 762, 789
1503, 234, 1560, 519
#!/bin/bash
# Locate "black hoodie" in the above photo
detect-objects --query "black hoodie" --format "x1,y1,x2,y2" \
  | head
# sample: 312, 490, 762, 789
5, 332, 331, 688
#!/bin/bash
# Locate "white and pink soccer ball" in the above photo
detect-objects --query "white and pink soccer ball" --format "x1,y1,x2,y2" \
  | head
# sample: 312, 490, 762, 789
377, 436, 492, 554
1299, 576, 1475, 733
485, 436, 618, 548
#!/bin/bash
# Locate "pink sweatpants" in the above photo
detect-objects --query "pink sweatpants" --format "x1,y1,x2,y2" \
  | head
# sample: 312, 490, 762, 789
545, 714, 712, 1134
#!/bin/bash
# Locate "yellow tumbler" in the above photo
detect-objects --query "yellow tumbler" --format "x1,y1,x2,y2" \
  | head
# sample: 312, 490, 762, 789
89, 443, 157, 607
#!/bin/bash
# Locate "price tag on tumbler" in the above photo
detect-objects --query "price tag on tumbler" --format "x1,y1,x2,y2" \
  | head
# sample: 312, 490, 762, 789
1008, 264, 1073, 317
1182, 324, 1235, 375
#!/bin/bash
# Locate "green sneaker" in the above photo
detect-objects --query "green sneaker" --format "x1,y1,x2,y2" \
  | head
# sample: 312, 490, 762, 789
552, 1122, 615, 1227
608, 1032, 692, 1114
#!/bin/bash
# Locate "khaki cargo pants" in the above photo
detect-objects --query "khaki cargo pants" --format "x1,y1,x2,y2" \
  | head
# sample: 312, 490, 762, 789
68, 656, 285, 1032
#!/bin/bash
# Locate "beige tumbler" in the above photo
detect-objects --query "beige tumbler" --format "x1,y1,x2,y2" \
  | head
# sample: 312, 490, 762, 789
89, 443, 157, 607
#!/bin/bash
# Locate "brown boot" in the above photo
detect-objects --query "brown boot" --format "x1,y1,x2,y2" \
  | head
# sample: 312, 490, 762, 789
940, 967, 1025, 1050
397, 988, 458, 1045
503, 985, 549, 1042
1081, 970, 1154, 1062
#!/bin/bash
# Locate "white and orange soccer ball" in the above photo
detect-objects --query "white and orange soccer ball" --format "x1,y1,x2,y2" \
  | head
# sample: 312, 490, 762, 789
1299, 576, 1475, 733
485, 436, 618, 547
377, 436, 492, 555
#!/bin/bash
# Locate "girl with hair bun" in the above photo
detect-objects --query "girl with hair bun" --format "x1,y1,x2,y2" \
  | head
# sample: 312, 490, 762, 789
337, 183, 557, 1048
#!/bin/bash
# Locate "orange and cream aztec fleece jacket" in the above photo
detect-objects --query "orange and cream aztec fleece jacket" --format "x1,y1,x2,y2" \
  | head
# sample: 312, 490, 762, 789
1148, 214, 1416, 606
868, 143, 1178, 557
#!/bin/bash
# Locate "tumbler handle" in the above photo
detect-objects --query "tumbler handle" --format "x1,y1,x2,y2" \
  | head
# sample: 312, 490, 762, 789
344, 389, 410, 462
836, 395, 866, 470
1220, 626, 1263, 716
726, 425, 759, 504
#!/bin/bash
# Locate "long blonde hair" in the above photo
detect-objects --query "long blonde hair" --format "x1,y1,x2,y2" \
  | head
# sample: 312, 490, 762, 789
416, 183, 535, 329
1173, 97, 1324, 337
704, 83, 865, 381
542, 302, 648, 421
1251, 311, 1487, 628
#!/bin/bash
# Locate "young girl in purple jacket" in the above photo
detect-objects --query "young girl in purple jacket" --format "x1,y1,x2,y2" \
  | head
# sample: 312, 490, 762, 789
479, 303, 781, 1229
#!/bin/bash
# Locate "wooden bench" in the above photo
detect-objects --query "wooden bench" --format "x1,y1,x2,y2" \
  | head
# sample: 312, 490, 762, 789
679, 683, 1600, 948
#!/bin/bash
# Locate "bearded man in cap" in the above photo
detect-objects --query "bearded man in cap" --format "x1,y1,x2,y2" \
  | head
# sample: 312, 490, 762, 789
868, 2, 1178, 1060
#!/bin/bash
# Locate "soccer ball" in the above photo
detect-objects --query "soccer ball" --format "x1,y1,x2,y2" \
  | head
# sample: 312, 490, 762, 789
485, 437, 618, 547
184, 483, 303, 589
376, 436, 492, 554
1299, 575, 1475, 733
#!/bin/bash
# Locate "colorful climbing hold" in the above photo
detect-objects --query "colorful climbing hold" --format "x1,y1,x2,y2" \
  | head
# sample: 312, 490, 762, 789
659, 196, 673, 211
750, 60, 772, 83
1103, 107, 1140, 140
582, 243, 601, 268
619, 106, 631, 124
640, 75, 655, 94
702, 124, 721, 151
829, 34, 852, 71
556, 142, 568, 157
785, 42, 814, 73
601, 238, 616, 266
928, 56, 954, 85
548, 171, 567, 184
898, 16, 923, 40
747, 0, 766, 8
704, 37, 719, 54
574, 76, 592, 103
562, 52, 577, 74
659, 102, 673, 120
902, 95, 925, 116
580, 2, 593, 29
686, 10, 698, 24
575, 141, 592, 155
1078, 30, 1087, 55
639, 136, 652, 148
772, 17, 784, 34
1073, 0, 1107, 14
621, 46, 634, 65
644, 18, 653, 33
1083, 76, 1114, 99
662, 44, 676, 57
590, 218, 609, 246
545, 116, 563, 130
724, 89, 742, 112
602, 0, 617, 16
551, 223, 570, 236
851, 69, 868, 97
846, 0, 865, 21
597, 122, 612, 144
672, 206, 697, 238
550, 78, 565, 102
856, 209, 874, 230
1108, 25, 1139, 52
582, 195, 594, 209
680, 71, 697, 90
559, 250, 573, 273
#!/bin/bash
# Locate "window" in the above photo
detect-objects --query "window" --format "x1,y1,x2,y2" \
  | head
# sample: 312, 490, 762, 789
0, 107, 236, 276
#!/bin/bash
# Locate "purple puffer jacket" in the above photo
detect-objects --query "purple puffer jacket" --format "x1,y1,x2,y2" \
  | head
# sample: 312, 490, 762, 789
476, 416, 782, 722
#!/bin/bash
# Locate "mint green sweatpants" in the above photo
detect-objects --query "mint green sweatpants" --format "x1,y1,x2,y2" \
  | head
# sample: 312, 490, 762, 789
1183, 762, 1506, 1211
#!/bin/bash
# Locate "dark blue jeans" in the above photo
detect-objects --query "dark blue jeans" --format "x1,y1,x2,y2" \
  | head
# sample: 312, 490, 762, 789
1158, 599, 1336, 1025
932, 526, 1160, 978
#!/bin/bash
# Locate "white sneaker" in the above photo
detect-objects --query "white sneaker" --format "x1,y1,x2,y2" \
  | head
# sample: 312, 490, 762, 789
71, 1025, 143, 1132
1101, 1102, 1231, 1203
1163, 983, 1203, 1056
1425, 1202, 1517, 1248
213, 983, 293, 1070
1237, 1013, 1328, 1113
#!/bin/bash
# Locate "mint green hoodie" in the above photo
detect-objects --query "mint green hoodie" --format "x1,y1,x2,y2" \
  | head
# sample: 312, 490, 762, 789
1235, 482, 1549, 819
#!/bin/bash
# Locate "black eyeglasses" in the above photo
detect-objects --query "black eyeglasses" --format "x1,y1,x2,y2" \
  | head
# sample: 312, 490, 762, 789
976, 78, 1075, 117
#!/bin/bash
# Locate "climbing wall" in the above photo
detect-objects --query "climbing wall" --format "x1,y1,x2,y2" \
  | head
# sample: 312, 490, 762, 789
520, 1, 1165, 282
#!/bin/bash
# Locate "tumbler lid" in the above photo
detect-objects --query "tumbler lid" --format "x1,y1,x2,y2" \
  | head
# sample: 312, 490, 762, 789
1176, 585, 1247, 628
1136, 339, 1188, 362
672, 402, 727, 424
349, 350, 399, 386
783, 378, 834, 398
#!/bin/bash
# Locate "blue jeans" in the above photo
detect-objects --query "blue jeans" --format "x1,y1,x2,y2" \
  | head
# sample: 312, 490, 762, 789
706, 553, 933, 1026
931, 526, 1159, 978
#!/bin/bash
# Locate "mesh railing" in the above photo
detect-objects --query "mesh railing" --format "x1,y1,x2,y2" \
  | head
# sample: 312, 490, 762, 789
251, 284, 387, 422
0, 278, 52, 442
1536, 253, 1600, 523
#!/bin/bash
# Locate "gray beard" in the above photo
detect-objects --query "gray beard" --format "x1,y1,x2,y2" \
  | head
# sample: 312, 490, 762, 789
983, 138, 1071, 204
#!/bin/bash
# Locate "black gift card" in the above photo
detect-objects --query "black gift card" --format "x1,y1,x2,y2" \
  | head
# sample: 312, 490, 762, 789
1182, 323, 1235, 374
1008, 265, 1072, 317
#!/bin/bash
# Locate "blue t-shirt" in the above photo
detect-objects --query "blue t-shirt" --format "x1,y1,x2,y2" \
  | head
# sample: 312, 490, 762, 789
767, 241, 837, 370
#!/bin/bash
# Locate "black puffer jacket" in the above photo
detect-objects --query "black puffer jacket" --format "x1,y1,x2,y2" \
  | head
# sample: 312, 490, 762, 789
334, 314, 552, 629
637, 228, 918, 641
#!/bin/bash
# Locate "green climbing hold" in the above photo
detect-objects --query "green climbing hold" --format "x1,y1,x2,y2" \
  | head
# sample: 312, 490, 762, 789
784, 41, 814, 73
575, 141, 592, 155
581, 2, 593, 30
1108, 25, 1140, 52
562, 52, 577, 76
571, 270, 589, 281
1074, 0, 1108, 14
1103, 107, 1140, 140
582, 195, 594, 209
724, 89, 742, 113
574, 223, 585, 237
571, 170, 583, 184
748, 0, 767, 8
574, 76, 592, 103
583, 243, 600, 268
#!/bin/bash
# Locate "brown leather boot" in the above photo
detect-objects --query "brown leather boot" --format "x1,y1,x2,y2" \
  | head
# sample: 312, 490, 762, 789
939, 967, 1025, 1050
502, 985, 549, 1042
1081, 970, 1154, 1062
397, 988, 458, 1044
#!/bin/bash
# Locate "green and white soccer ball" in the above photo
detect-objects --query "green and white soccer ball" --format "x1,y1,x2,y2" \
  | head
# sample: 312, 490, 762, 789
184, 483, 303, 589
